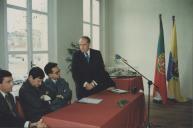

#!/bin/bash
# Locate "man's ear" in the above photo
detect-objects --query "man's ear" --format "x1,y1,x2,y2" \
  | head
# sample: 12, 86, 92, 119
0, 83, 3, 90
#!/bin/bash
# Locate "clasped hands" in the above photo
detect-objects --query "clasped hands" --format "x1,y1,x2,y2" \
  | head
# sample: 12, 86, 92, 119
84, 83, 95, 90
40, 95, 51, 101
84, 81, 115, 91
56, 94, 64, 99
84, 80, 98, 90
41, 94, 64, 101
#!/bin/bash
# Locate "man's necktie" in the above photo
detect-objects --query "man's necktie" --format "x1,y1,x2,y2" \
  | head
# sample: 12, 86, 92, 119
5, 94, 16, 117
85, 52, 90, 63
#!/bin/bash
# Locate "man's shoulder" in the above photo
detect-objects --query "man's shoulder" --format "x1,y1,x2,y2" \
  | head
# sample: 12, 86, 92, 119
20, 81, 33, 93
58, 78, 68, 85
74, 50, 82, 55
58, 77, 65, 81
44, 78, 51, 84
90, 49, 101, 55
21, 81, 29, 88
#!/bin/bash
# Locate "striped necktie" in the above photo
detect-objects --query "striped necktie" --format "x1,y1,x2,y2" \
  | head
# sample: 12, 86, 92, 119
85, 52, 90, 63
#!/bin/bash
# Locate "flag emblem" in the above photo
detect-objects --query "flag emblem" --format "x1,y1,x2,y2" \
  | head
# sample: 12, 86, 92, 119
157, 53, 165, 75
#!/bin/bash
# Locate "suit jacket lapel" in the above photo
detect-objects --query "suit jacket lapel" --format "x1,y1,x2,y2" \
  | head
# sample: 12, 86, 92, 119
0, 93, 12, 114
7, 93, 17, 113
89, 49, 93, 64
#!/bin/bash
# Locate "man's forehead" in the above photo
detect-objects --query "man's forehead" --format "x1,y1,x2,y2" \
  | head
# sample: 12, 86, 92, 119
3, 76, 13, 81
52, 66, 60, 71
79, 38, 88, 43
34, 78, 43, 80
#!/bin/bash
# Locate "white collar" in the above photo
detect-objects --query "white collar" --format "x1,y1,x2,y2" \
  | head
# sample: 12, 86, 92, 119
51, 79, 57, 84
0, 90, 7, 98
84, 49, 90, 56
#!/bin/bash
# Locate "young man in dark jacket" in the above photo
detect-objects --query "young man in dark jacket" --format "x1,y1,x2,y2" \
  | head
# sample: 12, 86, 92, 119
19, 67, 52, 123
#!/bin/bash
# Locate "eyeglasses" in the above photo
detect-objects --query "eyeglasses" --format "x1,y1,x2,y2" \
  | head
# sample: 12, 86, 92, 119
53, 69, 60, 75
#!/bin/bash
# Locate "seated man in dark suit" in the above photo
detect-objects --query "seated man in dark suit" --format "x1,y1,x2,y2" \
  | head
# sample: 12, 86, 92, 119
0, 69, 47, 128
19, 67, 52, 123
44, 62, 72, 110
72, 36, 116, 99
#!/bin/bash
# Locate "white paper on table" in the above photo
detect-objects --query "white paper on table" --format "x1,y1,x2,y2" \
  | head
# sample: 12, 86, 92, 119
111, 89, 128, 94
78, 97, 103, 104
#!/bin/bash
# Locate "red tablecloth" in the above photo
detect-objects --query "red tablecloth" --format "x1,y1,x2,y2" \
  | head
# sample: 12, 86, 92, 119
112, 76, 144, 91
43, 91, 145, 128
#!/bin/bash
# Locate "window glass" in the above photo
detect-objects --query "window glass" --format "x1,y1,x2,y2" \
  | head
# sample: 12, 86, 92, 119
32, 0, 47, 12
92, 0, 100, 25
33, 53, 48, 69
7, 8, 27, 51
8, 54, 28, 79
83, 23, 91, 38
92, 26, 100, 50
83, 0, 90, 22
32, 13, 48, 51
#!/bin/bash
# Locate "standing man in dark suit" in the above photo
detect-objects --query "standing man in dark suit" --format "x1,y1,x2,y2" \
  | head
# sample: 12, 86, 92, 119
44, 62, 72, 110
0, 69, 47, 128
72, 36, 116, 99
19, 67, 52, 123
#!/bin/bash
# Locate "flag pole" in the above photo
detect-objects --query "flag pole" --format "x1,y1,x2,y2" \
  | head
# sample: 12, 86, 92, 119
147, 14, 162, 128
172, 16, 175, 26
146, 14, 165, 128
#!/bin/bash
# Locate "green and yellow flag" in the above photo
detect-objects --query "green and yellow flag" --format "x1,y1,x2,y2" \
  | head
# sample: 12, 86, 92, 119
167, 16, 187, 102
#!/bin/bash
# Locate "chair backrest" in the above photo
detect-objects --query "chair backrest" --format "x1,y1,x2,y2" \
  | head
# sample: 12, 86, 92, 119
15, 96, 25, 119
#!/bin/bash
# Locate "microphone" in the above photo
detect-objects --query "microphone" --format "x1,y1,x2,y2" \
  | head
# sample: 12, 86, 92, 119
115, 54, 137, 94
115, 54, 127, 62
114, 54, 157, 88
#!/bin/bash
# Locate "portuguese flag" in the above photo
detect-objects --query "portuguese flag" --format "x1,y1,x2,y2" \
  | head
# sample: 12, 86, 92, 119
153, 14, 167, 104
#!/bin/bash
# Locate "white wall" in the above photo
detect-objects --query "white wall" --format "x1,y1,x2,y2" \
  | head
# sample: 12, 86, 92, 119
57, 0, 82, 101
106, 0, 193, 98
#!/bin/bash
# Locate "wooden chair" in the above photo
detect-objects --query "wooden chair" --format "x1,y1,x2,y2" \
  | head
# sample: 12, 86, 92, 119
15, 96, 25, 120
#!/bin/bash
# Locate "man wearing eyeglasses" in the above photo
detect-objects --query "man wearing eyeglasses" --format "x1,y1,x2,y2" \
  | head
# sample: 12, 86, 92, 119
44, 62, 72, 111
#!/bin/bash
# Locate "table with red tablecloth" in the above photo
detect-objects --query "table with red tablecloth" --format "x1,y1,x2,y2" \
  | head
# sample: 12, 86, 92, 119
112, 76, 144, 92
43, 90, 145, 128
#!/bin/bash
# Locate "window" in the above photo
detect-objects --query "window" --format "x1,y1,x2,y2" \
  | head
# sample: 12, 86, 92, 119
83, 0, 100, 50
6, 0, 49, 79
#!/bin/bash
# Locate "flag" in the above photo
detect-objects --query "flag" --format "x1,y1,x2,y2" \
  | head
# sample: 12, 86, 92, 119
153, 14, 167, 104
167, 16, 187, 102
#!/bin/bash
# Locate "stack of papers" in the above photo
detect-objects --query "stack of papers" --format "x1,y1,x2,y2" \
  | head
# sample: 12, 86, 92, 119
78, 97, 103, 104
110, 89, 128, 94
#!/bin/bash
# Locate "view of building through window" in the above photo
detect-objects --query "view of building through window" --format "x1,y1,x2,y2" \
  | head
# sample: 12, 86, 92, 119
6, 0, 48, 79
6, 0, 100, 79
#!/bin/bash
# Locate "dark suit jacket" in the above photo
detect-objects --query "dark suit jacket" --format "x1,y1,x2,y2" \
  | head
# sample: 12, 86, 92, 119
0, 92, 25, 128
19, 80, 52, 122
72, 49, 115, 99
44, 78, 72, 110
